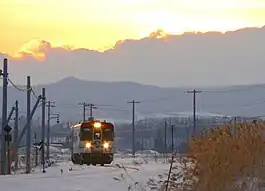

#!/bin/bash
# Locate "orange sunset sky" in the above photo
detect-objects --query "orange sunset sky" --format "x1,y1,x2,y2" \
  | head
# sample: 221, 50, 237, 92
1, 0, 265, 57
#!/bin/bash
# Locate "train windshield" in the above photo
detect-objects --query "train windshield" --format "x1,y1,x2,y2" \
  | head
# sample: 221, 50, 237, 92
103, 128, 114, 141
94, 131, 101, 140
80, 127, 93, 141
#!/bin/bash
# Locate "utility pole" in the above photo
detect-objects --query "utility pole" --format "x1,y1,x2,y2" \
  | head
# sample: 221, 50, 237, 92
26, 76, 31, 174
4, 125, 12, 175
46, 113, 59, 161
41, 88, 46, 172
1, 58, 8, 175
34, 133, 38, 166
70, 122, 74, 156
14, 100, 19, 170
141, 137, 144, 154
171, 125, 174, 153
88, 104, 97, 120
16, 95, 41, 174
164, 120, 167, 154
187, 89, 202, 134
18, 96, 41, 147
127, 100, 140, 157
78, 103, 97, 121
46, 101, 55, 161
82, 102, 86, 121
78, 102, 86, 122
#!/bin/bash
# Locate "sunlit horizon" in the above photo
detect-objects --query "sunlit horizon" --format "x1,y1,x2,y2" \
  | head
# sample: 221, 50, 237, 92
1, 0, 265, 56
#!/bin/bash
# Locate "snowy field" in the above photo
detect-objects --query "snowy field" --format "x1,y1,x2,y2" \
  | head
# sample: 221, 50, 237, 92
0, 154, 172, 191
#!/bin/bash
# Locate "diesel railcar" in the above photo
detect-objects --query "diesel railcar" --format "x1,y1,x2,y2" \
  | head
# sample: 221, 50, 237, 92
71, 120, 115, 166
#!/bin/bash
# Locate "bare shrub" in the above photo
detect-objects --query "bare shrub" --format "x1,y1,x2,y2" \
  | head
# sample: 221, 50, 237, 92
115, 120, 265, 191
166, 120, 265, 191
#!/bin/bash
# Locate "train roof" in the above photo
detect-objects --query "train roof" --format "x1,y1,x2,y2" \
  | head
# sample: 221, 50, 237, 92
71, 120, 114, 128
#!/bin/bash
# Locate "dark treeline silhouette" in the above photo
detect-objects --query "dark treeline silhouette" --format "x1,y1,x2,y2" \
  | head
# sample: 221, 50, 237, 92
0, 115, 261, 153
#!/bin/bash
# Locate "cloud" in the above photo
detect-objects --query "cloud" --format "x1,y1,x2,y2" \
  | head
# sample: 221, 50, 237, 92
1, 26, 265, 87
11, 39, 73, 61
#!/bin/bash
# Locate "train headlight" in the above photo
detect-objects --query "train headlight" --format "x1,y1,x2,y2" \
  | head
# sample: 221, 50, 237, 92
94, 122, 101, 128
103, 142, 109, 149
85, 142, 91, 148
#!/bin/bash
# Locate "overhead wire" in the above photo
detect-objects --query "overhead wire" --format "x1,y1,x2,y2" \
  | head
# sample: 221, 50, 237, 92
54, 102, 130, 112
7, 78, 31, 92
7, 77, 40, 100
5, 76, 265, 120
40, 95, 265, 119
133, 85, 265, 105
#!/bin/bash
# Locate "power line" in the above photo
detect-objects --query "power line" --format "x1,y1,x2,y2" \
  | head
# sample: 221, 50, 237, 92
139, 96, 177, 103
7, 77, 39, 99
55, 103, 131, 113
202, 85, 265, 93
7, 78, 31, 92
58, 102, 261, 116
242, 100, 265, 107
53, 97, 265, 117
31, 88, 39, 100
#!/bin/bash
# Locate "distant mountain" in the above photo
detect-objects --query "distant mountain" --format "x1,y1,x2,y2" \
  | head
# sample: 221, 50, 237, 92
1, 77, 265, 122
1, 25, 265, 87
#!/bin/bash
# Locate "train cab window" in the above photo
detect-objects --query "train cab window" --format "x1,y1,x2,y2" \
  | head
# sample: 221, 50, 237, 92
80, 128, 93, 140
94, 132, 101, 140
103, 128, 114, 141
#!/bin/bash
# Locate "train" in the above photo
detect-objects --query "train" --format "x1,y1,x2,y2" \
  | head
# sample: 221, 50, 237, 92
71, 120, 115, 166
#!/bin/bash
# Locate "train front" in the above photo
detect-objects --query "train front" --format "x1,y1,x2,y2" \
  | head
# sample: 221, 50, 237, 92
80, 121, 114, 165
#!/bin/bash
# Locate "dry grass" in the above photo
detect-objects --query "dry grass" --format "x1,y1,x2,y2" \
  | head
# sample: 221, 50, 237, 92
114, 120, 265, 190
164, 119, 265, 191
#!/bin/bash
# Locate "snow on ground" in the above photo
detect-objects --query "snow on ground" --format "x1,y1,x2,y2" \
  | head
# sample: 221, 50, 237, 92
0, 156, 171, 191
